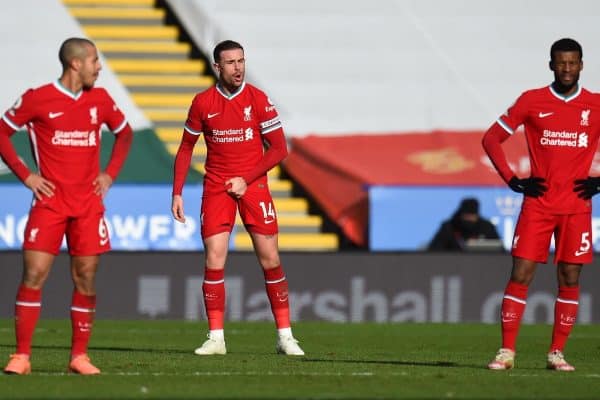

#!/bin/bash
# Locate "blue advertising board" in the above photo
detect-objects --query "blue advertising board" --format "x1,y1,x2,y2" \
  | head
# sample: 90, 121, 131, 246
0, 184, 239, 251
369, 186, 600, 251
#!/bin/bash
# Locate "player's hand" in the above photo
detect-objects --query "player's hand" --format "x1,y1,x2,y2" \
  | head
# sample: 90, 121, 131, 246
172, 195, 186, 223
225, 177, 247, 198
24, 173, 55, 200
508, 176, 547, 197
93, 172, 113, 198
574, 176, 600, 199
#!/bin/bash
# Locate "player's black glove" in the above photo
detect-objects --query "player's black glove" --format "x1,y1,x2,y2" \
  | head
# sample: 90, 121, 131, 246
574, 176, 600, 199
508, 176, 547, 198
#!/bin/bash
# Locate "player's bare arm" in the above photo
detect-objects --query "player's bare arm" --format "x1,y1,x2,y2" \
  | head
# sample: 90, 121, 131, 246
171, 194, 186, 223
24, 173, 55, 200
225, 177, 247, 198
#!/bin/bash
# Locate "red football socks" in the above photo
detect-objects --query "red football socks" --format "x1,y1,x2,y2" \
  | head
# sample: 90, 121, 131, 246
70, 290, 96, 357
264, 265, 291, 329
500, 281, 528, 351
14, 285, 42, 355
203, 267, 225, 330
550, 286, 579, 352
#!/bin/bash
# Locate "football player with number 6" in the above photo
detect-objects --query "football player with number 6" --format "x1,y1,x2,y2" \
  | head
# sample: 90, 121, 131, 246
0, 38, 133, 375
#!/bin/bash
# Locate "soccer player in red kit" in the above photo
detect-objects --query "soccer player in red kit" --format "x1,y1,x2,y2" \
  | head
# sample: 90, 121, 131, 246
482, 38, 600, 371
171, 40, 304, 356
0, 38, 133, 375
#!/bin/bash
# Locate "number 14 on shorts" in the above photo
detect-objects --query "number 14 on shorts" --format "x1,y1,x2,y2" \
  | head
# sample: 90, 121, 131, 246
259, 201, 276, 224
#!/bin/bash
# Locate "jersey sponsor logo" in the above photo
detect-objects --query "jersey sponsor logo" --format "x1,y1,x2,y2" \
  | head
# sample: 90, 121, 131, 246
28, 227, 39, 243
243, 105, 252, 121
207, 112, 220, 119
538, 111, 553, 118
88, 131, 97, 146
52, 130, 97, 147
210, 128, 246, 143
540, 129, 587, 148
577, 132, 588, 148
581, 109, 590, 126
48, 111, 64, 119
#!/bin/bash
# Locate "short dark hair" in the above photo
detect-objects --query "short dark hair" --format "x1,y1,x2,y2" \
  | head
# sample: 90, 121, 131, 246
213, 40, 244, 63
59, 37, 95, 70
550, 38, 582, 61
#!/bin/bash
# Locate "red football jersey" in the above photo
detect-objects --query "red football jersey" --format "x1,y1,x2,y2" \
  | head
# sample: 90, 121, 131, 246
498, 85, 600, 214
1, 81, 127, 214
183, 82, 282, 189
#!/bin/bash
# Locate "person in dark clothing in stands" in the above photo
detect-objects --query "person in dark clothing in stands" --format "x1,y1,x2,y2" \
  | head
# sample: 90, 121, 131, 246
428, 197, 500, 251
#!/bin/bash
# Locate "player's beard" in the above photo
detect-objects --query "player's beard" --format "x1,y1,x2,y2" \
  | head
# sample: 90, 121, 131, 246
552, 73, 579, 95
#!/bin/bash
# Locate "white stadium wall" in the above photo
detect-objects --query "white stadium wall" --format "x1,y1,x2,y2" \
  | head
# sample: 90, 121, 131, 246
169, 0, 600, 136
0, 0, 150, 130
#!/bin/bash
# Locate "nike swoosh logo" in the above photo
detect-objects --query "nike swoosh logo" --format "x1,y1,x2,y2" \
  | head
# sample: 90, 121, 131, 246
538, 112, 554, 118
100, 237, 109, 246
265, 219, 275, 225
48, 112, 64, 119
501, 318, 515, 323
559, 322, 573, 326
575, 250, 589, 256
207, 113, 220, 119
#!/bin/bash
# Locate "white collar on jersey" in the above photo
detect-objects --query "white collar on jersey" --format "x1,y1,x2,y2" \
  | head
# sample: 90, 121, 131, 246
53, 80, 83, 100
549, 83, 582, 102
216, 81, 246, 100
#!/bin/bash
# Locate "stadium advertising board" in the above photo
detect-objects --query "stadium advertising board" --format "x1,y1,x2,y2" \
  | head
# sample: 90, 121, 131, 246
1, 253, 599, 323
0, 184, 217, 251
369, 186, 600, 251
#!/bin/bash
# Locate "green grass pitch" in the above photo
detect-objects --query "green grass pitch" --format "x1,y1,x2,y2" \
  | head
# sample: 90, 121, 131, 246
0, 320, 599, 399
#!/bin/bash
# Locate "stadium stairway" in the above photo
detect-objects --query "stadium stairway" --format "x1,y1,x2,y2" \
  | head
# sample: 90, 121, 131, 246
63, 0, 339, 251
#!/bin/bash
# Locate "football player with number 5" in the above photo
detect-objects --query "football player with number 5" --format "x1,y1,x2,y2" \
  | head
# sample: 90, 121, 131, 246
482, 38, 600, 372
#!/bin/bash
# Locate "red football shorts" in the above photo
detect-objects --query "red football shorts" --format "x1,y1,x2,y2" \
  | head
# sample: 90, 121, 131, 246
200, 181, 279, 239
22, 206, 111, 256
511, 207, 592, 264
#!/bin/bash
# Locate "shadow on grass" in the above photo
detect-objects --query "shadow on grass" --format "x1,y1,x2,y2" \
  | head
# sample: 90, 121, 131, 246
305, 357, 455, 367
302, 357, 494, 370
0, 343, 190, 354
